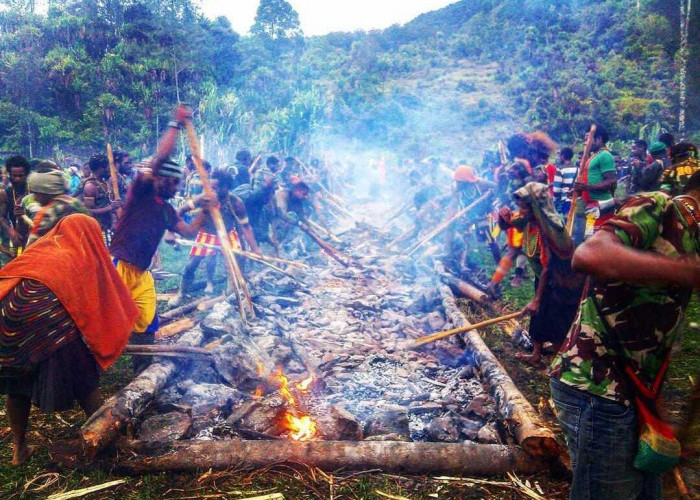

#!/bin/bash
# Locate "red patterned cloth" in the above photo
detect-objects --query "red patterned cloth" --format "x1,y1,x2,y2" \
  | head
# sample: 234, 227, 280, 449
189, 229, 241, 257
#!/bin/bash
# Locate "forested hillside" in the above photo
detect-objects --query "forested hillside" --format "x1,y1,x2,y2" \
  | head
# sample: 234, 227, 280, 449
0, 0, 696, 163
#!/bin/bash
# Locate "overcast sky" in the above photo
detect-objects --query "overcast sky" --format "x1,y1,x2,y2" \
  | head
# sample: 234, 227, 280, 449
199, 0, 456, 36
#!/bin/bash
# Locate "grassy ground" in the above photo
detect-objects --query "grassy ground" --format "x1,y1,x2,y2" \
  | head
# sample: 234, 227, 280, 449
0, 243, 696, 499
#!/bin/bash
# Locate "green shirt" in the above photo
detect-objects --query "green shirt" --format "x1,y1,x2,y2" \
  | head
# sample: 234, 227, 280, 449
549, 192, 699, 405
586, 150, 616, 201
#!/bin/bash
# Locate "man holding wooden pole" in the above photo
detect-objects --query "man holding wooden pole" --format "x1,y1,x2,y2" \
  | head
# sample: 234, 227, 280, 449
109, 105, 213, 373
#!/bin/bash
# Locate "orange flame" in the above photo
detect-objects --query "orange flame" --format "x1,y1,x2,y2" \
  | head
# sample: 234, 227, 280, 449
256, 360, 265, 377
253, 386, 263, 398
274, 367, 296, 405
284, 412, 317, 441
295, 375, 314, 392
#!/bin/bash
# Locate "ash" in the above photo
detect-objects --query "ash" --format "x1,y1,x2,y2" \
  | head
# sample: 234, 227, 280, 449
138, 201, 501, 445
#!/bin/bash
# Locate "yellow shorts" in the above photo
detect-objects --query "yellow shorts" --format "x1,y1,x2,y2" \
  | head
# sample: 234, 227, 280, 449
113, 258, 157, 334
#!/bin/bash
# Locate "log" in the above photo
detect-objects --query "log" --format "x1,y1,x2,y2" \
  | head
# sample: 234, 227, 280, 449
155, 317, 195, 340
159, 295, 226, 322
433, 275, 560, 459
436, 267, 488, 304
123, 344, 211, 355
114, 439, 546, 476
79, 328, 204, 457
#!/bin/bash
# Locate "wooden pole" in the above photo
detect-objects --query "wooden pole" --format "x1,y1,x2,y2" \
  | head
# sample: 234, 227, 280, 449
183, 121, 255, 322
298, 222, 352, 267
106, 144, 120, 201
174, 238, 307, 276
404, 191, 491, 256
106, 143, 123, 219
410, 311, 523, 348
248, 154, 262, 177
565, 124, 596, 236
306, 218, 341, 243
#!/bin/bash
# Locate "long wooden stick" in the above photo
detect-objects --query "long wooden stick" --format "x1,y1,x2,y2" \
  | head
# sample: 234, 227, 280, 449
124, 345, 212, 355
410, 311, 523, 348
106, 144, 120, 201
298, 221, 351, 267
174, 238, 307, 275
106, 143, 123, 220
184, 121, 255, 321
248, 154, 262, 177
306, 218, 340, 242
404, 191, 491, 256
565, 124, 596, 235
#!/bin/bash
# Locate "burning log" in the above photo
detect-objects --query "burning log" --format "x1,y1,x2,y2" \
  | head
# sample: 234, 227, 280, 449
80, 328, 204, 457
113, 439, 546, 476
404, 191, 492, 256
434, 279, 560, 459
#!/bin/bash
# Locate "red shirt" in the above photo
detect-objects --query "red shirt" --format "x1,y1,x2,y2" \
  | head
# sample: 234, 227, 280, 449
109, 173, 180, 271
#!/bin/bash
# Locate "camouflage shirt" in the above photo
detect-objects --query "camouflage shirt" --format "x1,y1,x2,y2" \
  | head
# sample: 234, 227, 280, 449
549, 192, 699, 405
659, 157, 699, 196
27, 195, 90, 246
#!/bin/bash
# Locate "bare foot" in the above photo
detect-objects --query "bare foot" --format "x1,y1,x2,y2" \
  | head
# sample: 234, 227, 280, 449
515, 352, 542, 367
11, 442, 34, 466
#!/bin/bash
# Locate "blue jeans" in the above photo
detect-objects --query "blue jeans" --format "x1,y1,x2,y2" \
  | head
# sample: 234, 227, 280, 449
550, 378, 663, 500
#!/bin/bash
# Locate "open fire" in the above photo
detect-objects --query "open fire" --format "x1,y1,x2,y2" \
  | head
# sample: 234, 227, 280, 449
274, 368, 318, 441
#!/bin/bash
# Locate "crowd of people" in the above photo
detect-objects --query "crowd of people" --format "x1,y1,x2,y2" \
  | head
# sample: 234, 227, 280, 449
396, 125, 698, 500
0, 104, 698, 500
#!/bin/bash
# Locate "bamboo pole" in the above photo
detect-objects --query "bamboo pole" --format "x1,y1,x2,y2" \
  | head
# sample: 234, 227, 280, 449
410, 311, 522, 348
184, 121, 255, 322
106, 143, 123, 220
565, 124, 596, 236
404, 191, 491, 256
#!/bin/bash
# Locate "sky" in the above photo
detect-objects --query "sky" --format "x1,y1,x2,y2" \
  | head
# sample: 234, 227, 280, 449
199, 0, 457, 36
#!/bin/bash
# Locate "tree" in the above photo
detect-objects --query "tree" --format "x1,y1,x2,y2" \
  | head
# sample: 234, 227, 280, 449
678, 0, 692, 138
251, 0, 303, 42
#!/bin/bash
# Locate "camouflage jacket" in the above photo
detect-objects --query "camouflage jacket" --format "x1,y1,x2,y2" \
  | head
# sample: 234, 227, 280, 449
27, 195, 90, 246
549, 192, 699, 405
659, 158, 699, 196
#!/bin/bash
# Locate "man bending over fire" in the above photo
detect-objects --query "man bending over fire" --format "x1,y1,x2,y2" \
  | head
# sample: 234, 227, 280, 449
170, 169, 260, 306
